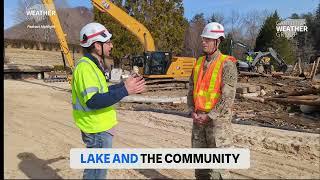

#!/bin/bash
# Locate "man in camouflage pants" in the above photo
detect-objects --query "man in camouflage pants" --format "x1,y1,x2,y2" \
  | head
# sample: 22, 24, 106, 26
187, 22, 238, 179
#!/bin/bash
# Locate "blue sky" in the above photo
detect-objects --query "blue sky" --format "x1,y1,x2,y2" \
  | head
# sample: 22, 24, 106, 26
4, 0, 319, 29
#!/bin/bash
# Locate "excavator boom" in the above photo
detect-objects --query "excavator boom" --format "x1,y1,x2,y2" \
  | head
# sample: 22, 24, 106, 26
42, 0, 74, 69
91, 0, 155, 51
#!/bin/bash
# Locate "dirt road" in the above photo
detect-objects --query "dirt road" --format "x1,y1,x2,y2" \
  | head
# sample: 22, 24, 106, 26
4, 79, 320, 179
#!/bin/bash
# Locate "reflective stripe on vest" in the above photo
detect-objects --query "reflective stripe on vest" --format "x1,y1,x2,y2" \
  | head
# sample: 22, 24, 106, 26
72, 57, 105, 111
81, 87, 99, 97
193, 53, 234, 112
76, 59, 104, 93
73, 96, 94, 112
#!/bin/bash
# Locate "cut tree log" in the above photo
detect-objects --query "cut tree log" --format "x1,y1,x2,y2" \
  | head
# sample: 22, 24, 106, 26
287, 95, 320, 100
309, 60, 316, 78
236, 113, 256, 119
265, 97, 320, 106
298, 57, 302, 75
120, 95, 187, 104
238, 93, 265, 103
276, 75, 305, 80
239, 71, 273, 77
292, 62, 298, 74
272, 87, 320, 98
311, 57, 320, 82
271, 72, 284, 76
275, 82, 285, 87
236, 110, 255, 113
239, 71, 306, 80
248, 86, 261, 93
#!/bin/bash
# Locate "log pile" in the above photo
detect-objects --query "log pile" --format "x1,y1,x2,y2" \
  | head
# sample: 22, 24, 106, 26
237, 84, 320, 107
264, 87, 320, 106
239, 71, 306, 80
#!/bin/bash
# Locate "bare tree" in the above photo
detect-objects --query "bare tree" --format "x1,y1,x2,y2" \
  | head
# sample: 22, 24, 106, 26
208, 12, 225, 24
184, 13, 206, 57
13, 0, 41, 24
242, 9, 270, 49
54, 0, 70, 8
227, 10, 243, 39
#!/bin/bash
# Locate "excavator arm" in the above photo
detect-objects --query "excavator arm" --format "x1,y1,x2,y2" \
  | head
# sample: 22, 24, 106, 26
42, 0, 74, 70
91, 0, 155, 51
251, 48, 288, 73
230, 39, 251, 56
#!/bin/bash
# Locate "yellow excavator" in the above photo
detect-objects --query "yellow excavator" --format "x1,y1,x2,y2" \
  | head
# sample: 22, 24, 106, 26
42, 0, 195, 89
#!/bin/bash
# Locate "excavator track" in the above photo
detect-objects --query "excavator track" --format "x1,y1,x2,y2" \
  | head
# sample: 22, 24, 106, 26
43, 71, 69, 83
145, 78, 189, 91
44, 77, 68, 83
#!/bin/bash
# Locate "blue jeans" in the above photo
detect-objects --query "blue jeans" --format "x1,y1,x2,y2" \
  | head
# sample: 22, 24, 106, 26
81, 131, 113, 180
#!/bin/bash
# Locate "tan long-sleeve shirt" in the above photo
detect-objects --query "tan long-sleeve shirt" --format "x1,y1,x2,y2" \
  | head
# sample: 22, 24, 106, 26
187, 50, 238, 119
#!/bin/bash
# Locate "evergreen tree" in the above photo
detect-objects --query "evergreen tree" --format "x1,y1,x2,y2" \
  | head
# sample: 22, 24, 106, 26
272, 36, 296, 65
184, 13, 206, 57
208, 13, 217, 23
130, 0, 188, 54
254, 11, 279, 51
255, 11, 295, 64
313, 2, 320, 52
290, 13, 300, 19
220, 33, 232, 55
94, 0, 187, 59
93, 0, 143, 62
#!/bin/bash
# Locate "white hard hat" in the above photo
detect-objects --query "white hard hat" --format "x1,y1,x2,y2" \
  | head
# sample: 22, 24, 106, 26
80, 22, 112, 47
201, 22, 225, 39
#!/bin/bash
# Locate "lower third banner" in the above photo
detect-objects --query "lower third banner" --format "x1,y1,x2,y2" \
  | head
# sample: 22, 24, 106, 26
70, 148, 250, 169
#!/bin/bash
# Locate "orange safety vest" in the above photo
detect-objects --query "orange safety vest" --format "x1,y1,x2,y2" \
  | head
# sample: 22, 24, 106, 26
193, 53, 237, 112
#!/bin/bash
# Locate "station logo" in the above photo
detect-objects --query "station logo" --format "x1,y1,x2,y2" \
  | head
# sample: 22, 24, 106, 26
25, 3, 56, 29
276, 19, 308, 39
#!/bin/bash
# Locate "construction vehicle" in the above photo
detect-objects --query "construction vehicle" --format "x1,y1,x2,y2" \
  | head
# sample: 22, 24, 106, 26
42, 0, 195, 89
230, 39, 288, 73
41, 0, 74, 82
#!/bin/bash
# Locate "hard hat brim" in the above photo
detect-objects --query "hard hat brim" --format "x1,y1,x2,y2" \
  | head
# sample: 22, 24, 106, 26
200, 34, 225, 39
80, 33, 112, 48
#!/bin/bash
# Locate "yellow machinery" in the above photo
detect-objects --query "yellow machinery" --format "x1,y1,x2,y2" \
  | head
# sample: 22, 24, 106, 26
41, 0, 74, 82
42, 0, 195, 84
92, 0, 195, 79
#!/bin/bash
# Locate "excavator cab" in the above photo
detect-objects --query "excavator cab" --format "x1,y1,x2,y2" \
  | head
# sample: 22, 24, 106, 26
132, 51, 172, 75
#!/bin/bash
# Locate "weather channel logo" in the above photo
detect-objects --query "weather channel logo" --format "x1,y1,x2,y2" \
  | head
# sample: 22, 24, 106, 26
276, 19, 308, 39
26, 3, 56, 23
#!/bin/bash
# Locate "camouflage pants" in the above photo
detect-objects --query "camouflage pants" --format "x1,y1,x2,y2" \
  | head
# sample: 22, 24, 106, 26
191, 115, 234, 179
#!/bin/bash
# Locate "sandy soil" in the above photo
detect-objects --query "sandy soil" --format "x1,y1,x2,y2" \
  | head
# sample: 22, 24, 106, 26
4, 79, 320, 179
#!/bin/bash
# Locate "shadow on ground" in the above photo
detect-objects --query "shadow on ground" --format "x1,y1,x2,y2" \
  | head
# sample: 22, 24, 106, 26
17, 152, 67, 179
134, 169, 171, 179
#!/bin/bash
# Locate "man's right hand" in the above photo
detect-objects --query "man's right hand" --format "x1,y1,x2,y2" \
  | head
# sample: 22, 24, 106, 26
191, 112, 200, 121
192, 112, 210, 125
124, 75, 146, 95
